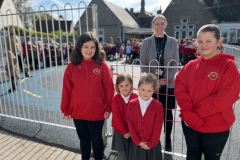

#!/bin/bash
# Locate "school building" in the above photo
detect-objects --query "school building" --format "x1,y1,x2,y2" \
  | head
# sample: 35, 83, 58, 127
163, 0, 240, 45
75, 0, 161, 42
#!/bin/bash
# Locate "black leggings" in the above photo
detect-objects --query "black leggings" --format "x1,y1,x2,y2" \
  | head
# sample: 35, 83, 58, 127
182, 122, 229, 160
73, 119, 104, 160
153, 86, 175, 140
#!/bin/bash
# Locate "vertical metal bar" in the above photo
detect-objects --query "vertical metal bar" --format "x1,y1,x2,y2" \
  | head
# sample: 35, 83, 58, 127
226, 103, 236, 160
41, 5, 53, 124
26, 10, 37, 122
22, 9, 31, 120
6, 10, 17, 117
39, 6, 48, 123
78, 2, 87, 35
0, 11, 9, 115
32, 11, 42, 122
51, 4, 61, 126
16, 10, 26, 119
63, 4, 71, 128
57, 5, 64, 127
92, 4, 97, 36
182, 130, 184, 157
0, 14, 8, 115
172, 64, 179, 155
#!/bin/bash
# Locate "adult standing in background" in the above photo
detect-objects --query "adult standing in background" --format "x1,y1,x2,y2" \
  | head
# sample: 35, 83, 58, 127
5, 27, 32, 78
140, 14, 179, 151
115, 37, 122, 54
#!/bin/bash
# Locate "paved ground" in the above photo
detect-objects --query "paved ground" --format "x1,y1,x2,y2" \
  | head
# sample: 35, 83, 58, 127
0, 57, 240, 160
0, 129, 96, 160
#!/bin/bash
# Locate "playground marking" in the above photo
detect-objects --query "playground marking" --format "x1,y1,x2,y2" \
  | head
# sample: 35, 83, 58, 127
23, 89, 41, 98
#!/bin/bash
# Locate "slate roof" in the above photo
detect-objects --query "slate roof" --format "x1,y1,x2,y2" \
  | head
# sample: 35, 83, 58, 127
35, 20, 73, 33
103, 1, 140, 28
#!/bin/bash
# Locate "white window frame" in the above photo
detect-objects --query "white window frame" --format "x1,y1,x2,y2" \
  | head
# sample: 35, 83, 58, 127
182, 31, 187, 39
188, 30, 194, 37
175, 25, 181, 30
98, 29, 104, 43
175, 31, 181, 39
236, 29, 240, 44
182, 18, 188, 24
228, 28, 236, 44
188, 24, 194, 29
182, 25, 187, 30
221, 29, 228, 44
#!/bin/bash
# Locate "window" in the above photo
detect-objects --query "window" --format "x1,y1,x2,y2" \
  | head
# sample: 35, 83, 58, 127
188, 30, 194, 37
182, 18, 188, 23
98, 29, 104, 42
188, 24, 194, 29
237, 29, 240, 44
182, 25, 187, 29
182, 31, 186, 39
99, 37, 103, 42
98, 30, 103, 35
229, 29, 236, 44
221, 29, 228, 44
175, 31, 180, 39
175, 25, 181, 30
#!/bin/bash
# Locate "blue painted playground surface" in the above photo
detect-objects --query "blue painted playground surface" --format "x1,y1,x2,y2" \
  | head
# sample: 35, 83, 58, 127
0, 66, 65, 113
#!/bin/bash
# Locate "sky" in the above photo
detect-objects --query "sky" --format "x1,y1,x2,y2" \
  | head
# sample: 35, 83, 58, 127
31, 0, 172, 25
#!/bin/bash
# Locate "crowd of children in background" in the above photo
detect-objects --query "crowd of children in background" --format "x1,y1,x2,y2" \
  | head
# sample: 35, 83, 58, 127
100, 36, 204, 66
21, 38, 75, 70
21, 35, 223, 68
101, 37, 143, 63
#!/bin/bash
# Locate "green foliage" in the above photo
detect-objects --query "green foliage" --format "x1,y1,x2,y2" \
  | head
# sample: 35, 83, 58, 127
2, 26, 76, 39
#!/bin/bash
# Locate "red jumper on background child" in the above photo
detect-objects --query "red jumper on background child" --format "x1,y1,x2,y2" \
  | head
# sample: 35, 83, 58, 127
127, 73, 164, 160
111, 72, 138, 160
175, 24, 240, 160
61, 32, 115, 160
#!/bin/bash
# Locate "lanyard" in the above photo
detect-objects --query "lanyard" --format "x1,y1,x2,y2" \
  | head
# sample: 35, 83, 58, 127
155, 37, 164, 63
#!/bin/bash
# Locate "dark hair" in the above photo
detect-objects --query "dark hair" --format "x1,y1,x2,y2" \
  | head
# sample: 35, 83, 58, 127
197, 24, 221, 41
115, 73, 133, 94
70, 32, 106, 66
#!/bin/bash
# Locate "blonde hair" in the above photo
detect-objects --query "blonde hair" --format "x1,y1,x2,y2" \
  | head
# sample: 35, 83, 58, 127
138, 73, 158, 90
152, 14, 167, 25
115, 73, 133, 94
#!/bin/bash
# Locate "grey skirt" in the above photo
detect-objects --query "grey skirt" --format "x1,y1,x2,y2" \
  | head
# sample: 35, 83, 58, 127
112, 131, 131, 152
127, 140, 162, 160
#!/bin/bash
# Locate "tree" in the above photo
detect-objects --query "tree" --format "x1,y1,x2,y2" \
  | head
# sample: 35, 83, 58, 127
12, 0, 33, 29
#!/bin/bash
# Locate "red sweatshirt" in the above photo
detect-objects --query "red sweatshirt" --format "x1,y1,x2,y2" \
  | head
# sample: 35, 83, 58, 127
175, 53, 240, 133
22, 42, 31, 57
111, 93, 138, 135
61, 60, 115, 120
127, 98, 163, 149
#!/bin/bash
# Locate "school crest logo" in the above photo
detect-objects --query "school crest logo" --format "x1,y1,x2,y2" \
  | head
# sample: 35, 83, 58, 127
208, 72, 219, 80
93, 68, 100, 75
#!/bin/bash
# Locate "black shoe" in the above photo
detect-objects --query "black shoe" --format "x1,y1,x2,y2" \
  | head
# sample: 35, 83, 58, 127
8, 88, 17, 93
25, 74, 33, 78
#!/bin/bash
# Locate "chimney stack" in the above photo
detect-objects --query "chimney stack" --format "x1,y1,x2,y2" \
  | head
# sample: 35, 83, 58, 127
157, 6, 162, 15
130, 8, 134, 13
138, 0, 146, 18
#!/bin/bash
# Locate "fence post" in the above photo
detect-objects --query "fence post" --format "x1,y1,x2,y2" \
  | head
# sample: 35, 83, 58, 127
92, 4, 98, 37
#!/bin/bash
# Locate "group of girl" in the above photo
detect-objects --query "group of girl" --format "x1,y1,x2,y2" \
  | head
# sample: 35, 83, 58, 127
60, 14, 240, 160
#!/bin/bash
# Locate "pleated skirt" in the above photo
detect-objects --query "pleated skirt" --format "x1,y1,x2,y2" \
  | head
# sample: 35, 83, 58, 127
127, 140, 163, 160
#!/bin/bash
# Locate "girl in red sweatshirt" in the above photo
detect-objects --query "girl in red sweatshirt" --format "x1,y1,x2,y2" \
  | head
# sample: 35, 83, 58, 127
175, 24, 240, 160
111, 72, 138, 160
127, 73, 163, 160
61, 32, 114, 160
